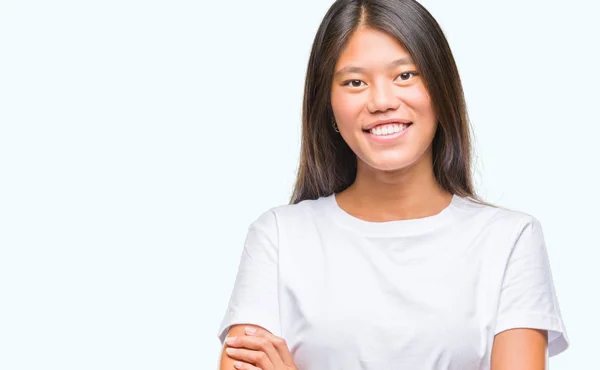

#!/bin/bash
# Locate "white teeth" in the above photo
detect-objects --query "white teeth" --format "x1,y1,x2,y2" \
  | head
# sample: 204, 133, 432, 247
370, 123, 408, 136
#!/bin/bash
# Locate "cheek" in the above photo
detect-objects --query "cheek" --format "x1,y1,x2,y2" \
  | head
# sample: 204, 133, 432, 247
405, 87, 435, 118
331, 89, 363, 121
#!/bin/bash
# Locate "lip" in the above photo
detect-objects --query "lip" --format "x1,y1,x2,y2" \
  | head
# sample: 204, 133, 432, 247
363, 118, 412, 131
364, 122, 411, 143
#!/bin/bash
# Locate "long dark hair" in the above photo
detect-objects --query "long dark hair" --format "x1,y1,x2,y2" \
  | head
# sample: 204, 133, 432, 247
289, 0, 491, 206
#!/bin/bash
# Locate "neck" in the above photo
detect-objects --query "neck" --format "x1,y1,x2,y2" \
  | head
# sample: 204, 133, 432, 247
339, 153, 452, 222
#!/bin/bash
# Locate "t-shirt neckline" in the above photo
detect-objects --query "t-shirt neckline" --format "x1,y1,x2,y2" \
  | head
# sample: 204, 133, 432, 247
324, 193, 460, 237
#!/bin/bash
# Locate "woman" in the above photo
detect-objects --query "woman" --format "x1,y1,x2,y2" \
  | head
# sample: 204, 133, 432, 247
217, 0, 569, 368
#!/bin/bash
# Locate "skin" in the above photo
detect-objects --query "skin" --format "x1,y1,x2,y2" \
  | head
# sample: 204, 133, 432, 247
220, 26, 548, 369
491, 328, 548, 370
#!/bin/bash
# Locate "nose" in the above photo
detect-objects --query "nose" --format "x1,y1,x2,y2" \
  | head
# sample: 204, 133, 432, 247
367, 81, 401, 113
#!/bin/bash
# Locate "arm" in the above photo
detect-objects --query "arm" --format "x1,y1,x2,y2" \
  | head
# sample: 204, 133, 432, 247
491, 328, 548, 370
491, 216, 568, 366
216, 210, 282, 367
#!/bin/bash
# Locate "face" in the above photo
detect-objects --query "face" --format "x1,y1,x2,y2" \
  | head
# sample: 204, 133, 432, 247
330, 27, 438, 173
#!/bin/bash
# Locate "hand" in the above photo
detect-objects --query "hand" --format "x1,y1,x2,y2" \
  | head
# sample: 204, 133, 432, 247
224, 326, 297, 370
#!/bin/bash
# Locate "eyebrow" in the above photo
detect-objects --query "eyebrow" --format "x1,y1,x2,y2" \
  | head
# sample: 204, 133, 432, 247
334, 56, 415, 78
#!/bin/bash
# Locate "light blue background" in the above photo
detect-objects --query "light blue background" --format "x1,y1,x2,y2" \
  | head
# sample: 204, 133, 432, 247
0, 0, 597, 368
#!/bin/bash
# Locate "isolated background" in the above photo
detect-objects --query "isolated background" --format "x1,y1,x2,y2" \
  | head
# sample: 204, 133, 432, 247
1, 0, 598, 368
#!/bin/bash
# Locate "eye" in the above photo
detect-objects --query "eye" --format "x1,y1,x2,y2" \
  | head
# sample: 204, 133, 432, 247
397, 71, 419, 81
342, 72, 420, 88
342, 80, 365, 88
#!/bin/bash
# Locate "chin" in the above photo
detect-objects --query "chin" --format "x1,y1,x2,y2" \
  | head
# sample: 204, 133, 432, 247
360, 155, 418, 172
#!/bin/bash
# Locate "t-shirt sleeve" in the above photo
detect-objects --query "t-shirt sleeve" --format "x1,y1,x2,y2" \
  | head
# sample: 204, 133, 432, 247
216, 209, 281, 345
493, 216, 569, 357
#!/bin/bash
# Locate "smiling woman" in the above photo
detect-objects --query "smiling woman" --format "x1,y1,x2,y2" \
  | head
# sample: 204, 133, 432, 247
217, 0, 569, 369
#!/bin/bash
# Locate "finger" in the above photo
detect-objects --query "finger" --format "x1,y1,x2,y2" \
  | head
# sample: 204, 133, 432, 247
225, 347, 274, 370
231, 361, 260, 370
245, 327, 295, 367
226, 334, 282, 367
263, 333, 295, 366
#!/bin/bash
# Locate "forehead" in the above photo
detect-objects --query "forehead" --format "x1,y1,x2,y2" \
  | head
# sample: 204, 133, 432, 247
336, 27, 413, 67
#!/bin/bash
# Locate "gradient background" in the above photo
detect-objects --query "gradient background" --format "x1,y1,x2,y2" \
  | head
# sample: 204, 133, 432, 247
0, 0, 597, 368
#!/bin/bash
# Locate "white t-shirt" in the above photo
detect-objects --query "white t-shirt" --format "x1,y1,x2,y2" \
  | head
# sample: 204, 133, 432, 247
217, 193, 569, 369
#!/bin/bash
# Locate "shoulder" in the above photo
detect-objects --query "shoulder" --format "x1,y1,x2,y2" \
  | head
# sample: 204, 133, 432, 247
454, 197, 551, 265
489, 203, 544, 242
254, 196, 329, 226
247, 196, 330, 239
456, 196, 543, 237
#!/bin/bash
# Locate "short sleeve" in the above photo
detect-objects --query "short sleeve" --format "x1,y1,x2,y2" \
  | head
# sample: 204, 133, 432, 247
216, 209, 281, 345
494, 216, 569, 356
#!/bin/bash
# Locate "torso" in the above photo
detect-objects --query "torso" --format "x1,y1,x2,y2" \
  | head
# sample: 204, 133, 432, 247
271, 192, 524, 369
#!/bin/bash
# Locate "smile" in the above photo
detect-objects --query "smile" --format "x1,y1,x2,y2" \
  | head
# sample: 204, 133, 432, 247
363, 122, 412, 142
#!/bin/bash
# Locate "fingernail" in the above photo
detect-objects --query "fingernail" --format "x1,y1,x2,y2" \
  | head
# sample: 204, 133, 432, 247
245, 326, 256, 334
225, 336, 236, 344
226, 347, 236, 354
233, 361, 243, 369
